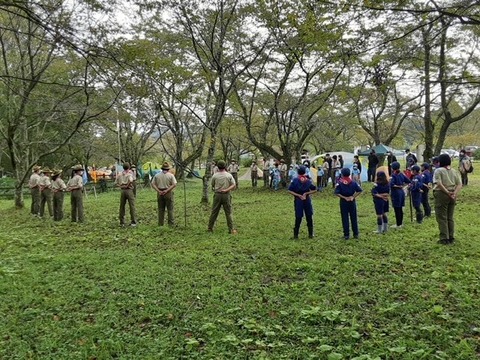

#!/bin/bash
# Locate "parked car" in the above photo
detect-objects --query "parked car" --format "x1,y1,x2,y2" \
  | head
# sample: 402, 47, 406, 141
440, 149, 459, 158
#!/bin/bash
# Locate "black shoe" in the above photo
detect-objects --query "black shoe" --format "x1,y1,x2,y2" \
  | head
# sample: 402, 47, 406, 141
343, 236, 350, 240
448, 238, 455, 244
353, 234, 359, 239
437, 239, 449, 245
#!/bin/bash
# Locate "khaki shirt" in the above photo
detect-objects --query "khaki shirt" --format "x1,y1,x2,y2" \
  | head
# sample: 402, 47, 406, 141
227, 163, 239, 174
251, 164, 258, 172
152, 171, 177, 190
67, 174, 83, 190
51, 178, 67, 192
39, 175, 52, 189
116, 170, 134, 189
29, 173, 41, 188
433, 167, 461, 191
212, 171, 235, 192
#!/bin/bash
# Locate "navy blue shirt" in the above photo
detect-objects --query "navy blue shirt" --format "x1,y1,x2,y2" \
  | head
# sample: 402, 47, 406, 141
288, 175, 316, 195
410, 174, 423, 193
421, 170, 432, 190
372, 182, 390, 197
335, 178, 363, 197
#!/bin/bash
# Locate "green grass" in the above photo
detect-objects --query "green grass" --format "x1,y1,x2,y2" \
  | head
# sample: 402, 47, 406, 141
1, 176, 480, 359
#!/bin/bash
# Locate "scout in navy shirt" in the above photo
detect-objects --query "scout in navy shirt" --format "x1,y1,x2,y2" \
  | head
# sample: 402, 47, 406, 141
389, 161, 411, 229
288, 165, 317, 239
334, 168, 363, 240
409, 165, 424, 223
420, 162, 432, 217
371, 171, 390, 234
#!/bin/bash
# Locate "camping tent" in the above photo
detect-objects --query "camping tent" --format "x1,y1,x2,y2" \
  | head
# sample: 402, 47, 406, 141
357, 144, 398, 156
310, 152, 367, 183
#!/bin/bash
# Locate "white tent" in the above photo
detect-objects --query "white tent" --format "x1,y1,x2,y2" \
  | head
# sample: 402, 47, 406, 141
310, 152, 367, 182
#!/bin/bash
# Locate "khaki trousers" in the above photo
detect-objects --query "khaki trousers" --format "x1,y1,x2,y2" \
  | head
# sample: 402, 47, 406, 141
208, 192, 234, 231
434, 190, 456, 241
157, 192, 174, 226
40, 188, 53, 217
71, 189, 84, 223
53, 191, 64, 221
31, 187, 41, 215
120, 189, 137, 225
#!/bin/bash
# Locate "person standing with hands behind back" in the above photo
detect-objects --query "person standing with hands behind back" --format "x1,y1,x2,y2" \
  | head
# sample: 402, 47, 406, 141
67, 164, 85, 223
152, 162, 177, 227
116, 162, 137, 227
288, 165, 317, 239
208, 160, 237, 234
433, 154, 462, 245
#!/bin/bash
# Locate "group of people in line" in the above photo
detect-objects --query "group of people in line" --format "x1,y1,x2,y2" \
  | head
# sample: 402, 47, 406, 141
27, 160, 238, 235
287, 152, 467, 245
28, 165, 85, 222
28, 146, 472, 244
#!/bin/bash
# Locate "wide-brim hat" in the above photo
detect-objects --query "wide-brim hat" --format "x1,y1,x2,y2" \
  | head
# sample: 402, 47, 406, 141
32, 165, 42, 172
72, 164, 84, 171
42, 167, 52, 174
52, 169, 62, 176
161, 161, 171, 170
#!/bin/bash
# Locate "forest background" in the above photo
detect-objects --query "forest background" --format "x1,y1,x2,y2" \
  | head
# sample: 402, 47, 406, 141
1, 0, 480, 206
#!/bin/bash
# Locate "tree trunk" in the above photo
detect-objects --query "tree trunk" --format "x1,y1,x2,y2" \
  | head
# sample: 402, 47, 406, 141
423, 29, 434, 161
201, 132, 217, 204
15, 182, 24, 209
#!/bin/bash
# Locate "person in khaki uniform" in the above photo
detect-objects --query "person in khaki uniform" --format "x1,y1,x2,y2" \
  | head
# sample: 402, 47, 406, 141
433, 154, 462, 245
116, 162, 137, 227
227, 160, 239, 189
151, 162, 177, 226
208, 160, 237, 234
67, 164, 85, 223
51, 169, 67, 221
29, 165, 42, 216
250, 160, 258, 187
39, 168, 53, 218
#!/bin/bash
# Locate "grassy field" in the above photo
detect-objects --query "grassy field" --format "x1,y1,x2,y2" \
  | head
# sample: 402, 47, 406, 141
1, 175, 480, 359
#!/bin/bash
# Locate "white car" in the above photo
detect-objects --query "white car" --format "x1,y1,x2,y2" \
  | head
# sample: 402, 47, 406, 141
440, 149, 459, 158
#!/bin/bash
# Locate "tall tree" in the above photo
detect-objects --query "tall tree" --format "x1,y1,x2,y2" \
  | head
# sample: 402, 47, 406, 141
0, 7, 117, 207
233, 0, 348, 164
165, 0, 266, 203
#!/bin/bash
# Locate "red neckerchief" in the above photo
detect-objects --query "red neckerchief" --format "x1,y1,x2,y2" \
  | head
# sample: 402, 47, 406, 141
298, 175, 308, 183
340, 176, 352, 185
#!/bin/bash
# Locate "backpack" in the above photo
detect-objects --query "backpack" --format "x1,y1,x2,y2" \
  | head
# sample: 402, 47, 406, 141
466, 161, 474, 173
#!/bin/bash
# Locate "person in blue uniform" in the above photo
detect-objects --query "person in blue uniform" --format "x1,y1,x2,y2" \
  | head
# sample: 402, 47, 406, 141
389, 161, 411, 229
334, 168, 363, 240
409, 165, 424, 224
288, 165, 317, 239
420, 162, 432, 218
372, 171, 390, 234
